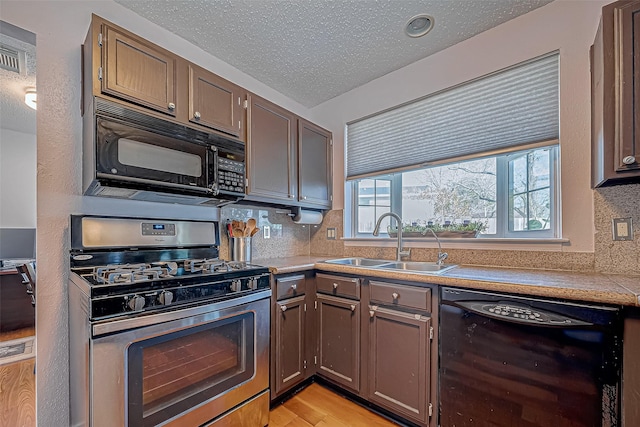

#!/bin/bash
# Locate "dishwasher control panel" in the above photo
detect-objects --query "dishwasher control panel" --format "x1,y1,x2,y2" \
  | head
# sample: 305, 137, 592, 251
457, 301, 592, 326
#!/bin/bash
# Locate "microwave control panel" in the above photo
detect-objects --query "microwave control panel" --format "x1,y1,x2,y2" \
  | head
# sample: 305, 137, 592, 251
218, 157, 245, 193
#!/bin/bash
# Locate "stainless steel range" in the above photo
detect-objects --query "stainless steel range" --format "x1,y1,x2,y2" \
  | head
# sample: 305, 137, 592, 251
68, 215, 270, 427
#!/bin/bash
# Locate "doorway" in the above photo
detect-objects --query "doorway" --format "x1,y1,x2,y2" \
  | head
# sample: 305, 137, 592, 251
0, 19, 37, 427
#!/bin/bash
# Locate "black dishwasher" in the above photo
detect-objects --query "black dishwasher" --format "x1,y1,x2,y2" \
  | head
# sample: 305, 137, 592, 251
440, 287, 622, 427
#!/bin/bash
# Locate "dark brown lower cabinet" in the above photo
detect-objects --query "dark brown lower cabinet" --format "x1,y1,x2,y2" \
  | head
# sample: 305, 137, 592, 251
368, 305, 431, 425
271, 274, 314, 399
274, 295, 306, 395
317, 293, 361, 392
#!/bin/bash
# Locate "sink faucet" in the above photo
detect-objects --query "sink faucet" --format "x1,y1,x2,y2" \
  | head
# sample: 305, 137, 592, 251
422, 228, 448, 266
372, 212, 410, 261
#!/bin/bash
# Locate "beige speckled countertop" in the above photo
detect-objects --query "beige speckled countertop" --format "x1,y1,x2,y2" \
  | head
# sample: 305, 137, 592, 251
254, 256, 640, 307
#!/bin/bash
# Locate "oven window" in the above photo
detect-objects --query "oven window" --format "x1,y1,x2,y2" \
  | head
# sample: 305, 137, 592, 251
118, 138, 202, 177
127, 312, 255, 426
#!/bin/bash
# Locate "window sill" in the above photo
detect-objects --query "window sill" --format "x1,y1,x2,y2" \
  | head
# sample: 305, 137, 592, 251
343, 237, 570, 252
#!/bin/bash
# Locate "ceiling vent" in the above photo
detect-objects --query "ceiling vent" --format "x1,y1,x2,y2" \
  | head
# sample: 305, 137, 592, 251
0, 44, 25, 74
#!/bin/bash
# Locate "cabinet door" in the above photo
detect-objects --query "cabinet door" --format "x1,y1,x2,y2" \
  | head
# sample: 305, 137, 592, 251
592, 0, 640, 186
275, 295, 306, 394
368, 306, 431, 425
298, 119, 332, 208
317, 293, 360, 392
102, 23, 177, 116
616, 1, 640, 174
246, 94, 296, 201
188, 65, 244, 139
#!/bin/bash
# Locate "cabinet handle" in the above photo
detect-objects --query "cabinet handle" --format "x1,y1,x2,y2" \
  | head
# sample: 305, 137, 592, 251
280, 305, 287, 312
369, 310, 375, 317
302, 196, 307, 200
350, 304, 356, 312
333, 283, 339, 290
392, 292, 399, 300
623, 155, 637, 165
291, 284, 297, 290
168, 102, 176, 110
194, 111, 201, 119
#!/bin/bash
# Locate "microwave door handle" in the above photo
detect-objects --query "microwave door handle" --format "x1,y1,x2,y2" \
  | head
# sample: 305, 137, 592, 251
96, 173, 212, 193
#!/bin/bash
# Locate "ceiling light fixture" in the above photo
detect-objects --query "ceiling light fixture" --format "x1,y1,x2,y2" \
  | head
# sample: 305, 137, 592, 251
405, 14, 434, 38
24, 87, 37, 110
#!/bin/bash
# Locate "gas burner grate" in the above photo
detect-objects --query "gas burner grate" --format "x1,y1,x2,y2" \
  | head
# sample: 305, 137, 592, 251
183, 258, 231, 273
94, 264, 173, 284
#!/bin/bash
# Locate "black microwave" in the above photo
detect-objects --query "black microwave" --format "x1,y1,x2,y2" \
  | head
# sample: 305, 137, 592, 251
83, 98, 245, 206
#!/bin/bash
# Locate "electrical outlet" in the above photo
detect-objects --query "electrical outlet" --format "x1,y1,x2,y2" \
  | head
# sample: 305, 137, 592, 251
327, 227, 337, 240
263, 225, 271, 239
612, 218, 633, 241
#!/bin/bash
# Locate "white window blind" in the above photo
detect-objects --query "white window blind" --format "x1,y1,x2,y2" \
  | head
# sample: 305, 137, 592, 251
346, 53, 559, 180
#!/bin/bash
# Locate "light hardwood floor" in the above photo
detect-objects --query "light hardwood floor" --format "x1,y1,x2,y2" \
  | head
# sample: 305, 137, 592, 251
0, 328, 36, 427
269, 383, 400, 427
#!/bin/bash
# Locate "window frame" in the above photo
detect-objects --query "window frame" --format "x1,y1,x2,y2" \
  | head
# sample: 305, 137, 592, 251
349, 142, 560, 240
352, 175, 401, 237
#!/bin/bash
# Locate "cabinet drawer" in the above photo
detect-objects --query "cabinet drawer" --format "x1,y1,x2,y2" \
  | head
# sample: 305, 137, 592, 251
369, 281, 431, 312
275, 275, 306, 300
316, 274, 360, 300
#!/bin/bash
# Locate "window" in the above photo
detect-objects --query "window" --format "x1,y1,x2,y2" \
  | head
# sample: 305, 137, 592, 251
346, 53, 560, 240
352, 144, 558, 238
355, 177, 394, 233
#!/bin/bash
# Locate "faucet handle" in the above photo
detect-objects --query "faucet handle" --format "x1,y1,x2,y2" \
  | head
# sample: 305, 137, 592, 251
438, 252, 448, 265
399, 248, 411, 259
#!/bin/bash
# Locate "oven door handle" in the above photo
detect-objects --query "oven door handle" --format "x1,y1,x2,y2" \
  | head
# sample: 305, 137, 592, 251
93, 289, 270, 336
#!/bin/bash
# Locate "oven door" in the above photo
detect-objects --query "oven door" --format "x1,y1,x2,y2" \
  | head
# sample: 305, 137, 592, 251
90, 291, 269, 427
96, 116, 214, 194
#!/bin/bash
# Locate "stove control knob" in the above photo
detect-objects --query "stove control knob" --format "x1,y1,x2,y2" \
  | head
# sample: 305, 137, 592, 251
158, 291, 174, 305
230, 279, 242, 292
128, 295, 146, 311
249, 278, 258, 290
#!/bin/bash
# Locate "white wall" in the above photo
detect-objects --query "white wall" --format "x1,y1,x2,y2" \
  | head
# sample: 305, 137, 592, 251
310, 0, 608, 254
0, 128, 36, 228
0, 2, 313, 425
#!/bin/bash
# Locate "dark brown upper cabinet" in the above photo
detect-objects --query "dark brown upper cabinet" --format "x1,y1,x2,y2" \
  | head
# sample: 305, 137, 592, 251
188, 64, 245, 139
246, 94, 297, 202
245, 94, 333, 209
298, 119, 332, 209
592, 0, 640, 187
100, 20, 178, 116
83, 15, 246, 142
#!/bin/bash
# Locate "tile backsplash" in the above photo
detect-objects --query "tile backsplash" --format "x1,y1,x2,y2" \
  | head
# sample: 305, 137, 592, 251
594, 183, 640, 275
220, 205, 312, 261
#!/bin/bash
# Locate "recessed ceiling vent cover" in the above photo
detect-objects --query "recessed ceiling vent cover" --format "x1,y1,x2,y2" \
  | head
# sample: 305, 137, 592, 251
0, 44, 25, 74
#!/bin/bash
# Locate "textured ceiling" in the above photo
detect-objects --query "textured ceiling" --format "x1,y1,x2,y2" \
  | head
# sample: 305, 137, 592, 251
0, 32, 36, 136
115, 0, 553, 107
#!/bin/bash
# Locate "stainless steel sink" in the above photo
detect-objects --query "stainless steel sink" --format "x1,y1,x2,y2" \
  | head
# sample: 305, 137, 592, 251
324, 257, 393, 267
375, 261, 457, 274
323, 258, 456, 274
